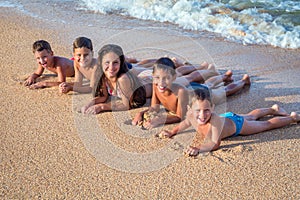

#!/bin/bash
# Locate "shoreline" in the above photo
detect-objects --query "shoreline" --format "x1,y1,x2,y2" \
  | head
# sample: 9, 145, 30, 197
1, 7, 299, 199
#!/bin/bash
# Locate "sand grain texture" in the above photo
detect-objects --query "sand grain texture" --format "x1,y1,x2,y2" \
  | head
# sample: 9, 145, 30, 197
0, 8, 299, 199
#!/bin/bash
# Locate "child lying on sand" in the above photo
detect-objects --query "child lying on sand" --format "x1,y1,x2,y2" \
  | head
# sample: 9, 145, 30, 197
158, 87, 299, 156
59, 37, 97, 94
132, 57, 250, 129
24, 40, 74, 89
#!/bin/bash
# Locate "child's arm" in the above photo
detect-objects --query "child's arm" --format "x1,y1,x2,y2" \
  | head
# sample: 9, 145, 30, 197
24, 66, 44, 86
158, 118, 192, 138
163, 87, 188, 124
131, 84, 162, 126
60, 67, 93, 94
185, 141, 221, 156
140, 85, 162, 129
150, 84, 161, 112
132, 108, 149, 126
145, 87, 188, 129
29, 66, 66, 89
74, 65, 98, 93
81, 95, 108, 114
185, 114, 223, 156
83, 74, 133, 114
59, 65, 82, 93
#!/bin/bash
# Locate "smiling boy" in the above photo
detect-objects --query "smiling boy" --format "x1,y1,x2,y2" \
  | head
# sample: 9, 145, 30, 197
159, 87, 299, 156
24, 40, 74, 89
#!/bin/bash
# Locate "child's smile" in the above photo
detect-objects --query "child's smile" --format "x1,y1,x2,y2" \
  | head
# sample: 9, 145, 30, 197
35, 49, 53, 69
152, 69, 175, 93
102, 52, 120, 79
191, 99, 213, 125
74, 47, 93, 68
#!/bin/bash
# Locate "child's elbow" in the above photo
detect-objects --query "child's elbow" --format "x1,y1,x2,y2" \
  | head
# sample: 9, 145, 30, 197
212, 141, 221, 151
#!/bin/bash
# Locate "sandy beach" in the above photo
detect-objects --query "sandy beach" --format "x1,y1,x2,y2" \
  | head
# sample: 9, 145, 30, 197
1, 5, 299, 199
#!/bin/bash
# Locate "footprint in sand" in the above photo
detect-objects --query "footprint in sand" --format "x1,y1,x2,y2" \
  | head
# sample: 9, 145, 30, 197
221, 144, 253, 154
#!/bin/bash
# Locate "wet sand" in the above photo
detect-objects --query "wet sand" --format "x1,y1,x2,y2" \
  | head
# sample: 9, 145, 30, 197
0, 7, 299, 199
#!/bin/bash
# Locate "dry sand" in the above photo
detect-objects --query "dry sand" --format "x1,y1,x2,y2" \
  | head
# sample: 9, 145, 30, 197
1, 7, 299, 199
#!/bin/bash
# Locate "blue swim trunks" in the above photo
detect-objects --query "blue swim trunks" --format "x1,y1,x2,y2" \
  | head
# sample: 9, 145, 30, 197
219, 112, 244, 136
126, 62, 133, 69
189, 82, 209, 90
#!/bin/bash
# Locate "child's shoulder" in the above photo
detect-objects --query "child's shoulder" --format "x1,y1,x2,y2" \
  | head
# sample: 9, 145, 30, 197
118, 72, 132, 83
54, 56, 73, 66
54, 55, 73, 62
210, 112, 223, 124
172, 83, 187, 94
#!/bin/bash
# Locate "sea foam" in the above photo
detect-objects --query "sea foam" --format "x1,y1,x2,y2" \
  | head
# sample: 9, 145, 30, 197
80, 0, 300, 49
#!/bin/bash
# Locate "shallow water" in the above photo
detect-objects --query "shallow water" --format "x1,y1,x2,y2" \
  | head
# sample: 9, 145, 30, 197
1, 0, 299, 49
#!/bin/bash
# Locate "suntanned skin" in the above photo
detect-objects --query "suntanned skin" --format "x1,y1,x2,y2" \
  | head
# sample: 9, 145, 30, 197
24, 49, 74, 89
132, 68, 189, 129
159, 98, 300, 156
81, 51, 135, 114
59, 47, 97, 94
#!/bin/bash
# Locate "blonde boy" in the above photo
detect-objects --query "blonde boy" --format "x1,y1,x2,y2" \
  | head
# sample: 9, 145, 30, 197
159, 87, 299, 156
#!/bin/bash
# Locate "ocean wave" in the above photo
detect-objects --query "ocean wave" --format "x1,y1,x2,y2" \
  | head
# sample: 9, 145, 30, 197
80, 0, 300, 49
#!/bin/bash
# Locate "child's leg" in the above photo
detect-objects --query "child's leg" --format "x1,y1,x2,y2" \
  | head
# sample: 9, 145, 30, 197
225, 74, 250, 96
180, 65, 219, 84
130, 66, 149, 76
136, 59, 158, 68
240, 112, 299, 135
175, 61, 209, 75
125, 56, 139, 63
205, 70, 233, 89
242, 104, 289, 121
171, 57, 208, 69
171, 57, 190, 68
211, 87, 226, 105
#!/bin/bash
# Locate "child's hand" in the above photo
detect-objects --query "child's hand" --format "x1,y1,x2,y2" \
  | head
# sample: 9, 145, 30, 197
59, 82, 71, 93
143, 116, 161, 130
28, 82, 45, 89
80, 105, 89, 114
82, 104, 102, 115
157, 130, 175, 139
24, 76, 35, 86
184, 146, 200, 157
132, 112, 143, 126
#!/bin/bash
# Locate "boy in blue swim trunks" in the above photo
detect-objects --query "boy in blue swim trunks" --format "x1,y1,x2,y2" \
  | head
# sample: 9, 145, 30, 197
158, 87, 299, 156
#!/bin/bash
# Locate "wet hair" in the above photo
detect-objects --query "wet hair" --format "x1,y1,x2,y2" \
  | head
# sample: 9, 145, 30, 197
189, 86, 212, 106
73, 37, 93, 52
93, 44, 146, 108
32, 40, 52, 53
152, 57, 176, 76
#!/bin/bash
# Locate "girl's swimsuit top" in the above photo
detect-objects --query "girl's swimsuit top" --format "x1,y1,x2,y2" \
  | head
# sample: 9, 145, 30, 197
105, 81, 122, 98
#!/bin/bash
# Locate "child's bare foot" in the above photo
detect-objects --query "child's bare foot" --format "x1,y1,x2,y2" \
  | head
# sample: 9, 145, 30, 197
242, 74, 251, 85
184, 146, 200, 157
207, 64, 216, 71
171, 57, 190, 68
125, 56, 138, 63
290, 112, 300, 123
222, 70, 233, 83
271, 104, 289, 116
198, 61, 209, 70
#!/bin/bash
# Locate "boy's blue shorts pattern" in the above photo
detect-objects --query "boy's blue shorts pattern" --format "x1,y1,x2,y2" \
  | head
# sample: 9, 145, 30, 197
219, 112, 244, 136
